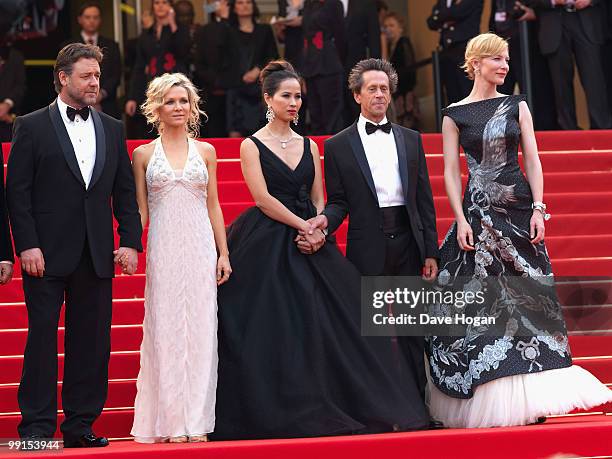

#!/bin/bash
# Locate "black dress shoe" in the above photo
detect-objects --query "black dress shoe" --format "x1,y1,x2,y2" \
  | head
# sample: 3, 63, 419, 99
21, 434, 46, 440
63, 433, 109, 448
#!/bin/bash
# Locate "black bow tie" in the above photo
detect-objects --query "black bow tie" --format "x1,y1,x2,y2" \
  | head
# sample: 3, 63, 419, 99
66, 106, 90, 122
365, 121, 392, 135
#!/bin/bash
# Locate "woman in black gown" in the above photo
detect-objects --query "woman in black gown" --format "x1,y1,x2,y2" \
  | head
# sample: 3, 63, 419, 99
426, 32, 612, 428
212, 60, 429, 440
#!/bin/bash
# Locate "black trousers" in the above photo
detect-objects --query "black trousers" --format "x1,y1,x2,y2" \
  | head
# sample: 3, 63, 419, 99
201, 92, 228, 138
376, 207, 426, 402
307, 73, 344, 135
545, 12, 612, 129
439, 42, 472, 105
18, 242, 112, 439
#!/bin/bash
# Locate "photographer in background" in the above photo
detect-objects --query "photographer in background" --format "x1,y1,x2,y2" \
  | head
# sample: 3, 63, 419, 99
0, 38, 25, 142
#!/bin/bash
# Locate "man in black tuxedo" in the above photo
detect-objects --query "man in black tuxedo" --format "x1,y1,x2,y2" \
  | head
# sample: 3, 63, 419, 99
531, 0, 612, 129
305, 58, 439, 407
340, 0, 381, 125
68, 2, 121, 119
427, 0, 483, 104
6, 43, 142, 447
0, 147, 13, 285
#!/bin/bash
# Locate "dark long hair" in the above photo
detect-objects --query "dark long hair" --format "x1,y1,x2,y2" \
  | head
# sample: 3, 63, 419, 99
228, 0, 260, 27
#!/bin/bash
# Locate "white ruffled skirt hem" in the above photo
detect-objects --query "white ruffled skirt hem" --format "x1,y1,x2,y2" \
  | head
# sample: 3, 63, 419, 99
427, 365, 612, 428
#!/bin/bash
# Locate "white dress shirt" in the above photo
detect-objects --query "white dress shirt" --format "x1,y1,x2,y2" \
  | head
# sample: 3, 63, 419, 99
81, 31, 99, 46
357, 114, 405, 208
340, 0, 349, 17
57, 97, 97, 189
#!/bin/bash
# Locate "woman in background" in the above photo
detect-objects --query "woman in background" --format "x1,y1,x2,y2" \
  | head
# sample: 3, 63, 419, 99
125, 0, 190, 138
130, 73, 231, 442
383, 12, 419, 129
223, 0, 278, 137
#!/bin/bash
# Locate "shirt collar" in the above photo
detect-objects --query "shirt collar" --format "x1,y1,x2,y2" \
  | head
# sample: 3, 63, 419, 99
358, 113, 389, 132
81, 31, 99, 46
57, 96, 89, 124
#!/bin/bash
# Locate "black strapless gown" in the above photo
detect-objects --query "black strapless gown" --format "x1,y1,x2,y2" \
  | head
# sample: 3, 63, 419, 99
212, 136, 429, 440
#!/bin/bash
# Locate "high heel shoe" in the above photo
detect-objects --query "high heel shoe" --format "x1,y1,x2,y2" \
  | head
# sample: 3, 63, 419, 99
189, 435, 208, 442
168, 436, 188, 443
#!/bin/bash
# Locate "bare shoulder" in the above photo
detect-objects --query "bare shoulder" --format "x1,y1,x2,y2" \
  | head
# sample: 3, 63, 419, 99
240, 136, 259, 156
307, 137, 320, 155
132, 141, 155, 164
518, 100, 532, 121
194, 139, 217, 162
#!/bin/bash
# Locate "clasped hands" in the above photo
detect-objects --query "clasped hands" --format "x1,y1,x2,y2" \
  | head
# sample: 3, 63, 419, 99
113, 247, 139, 275
295, 214, 328, 255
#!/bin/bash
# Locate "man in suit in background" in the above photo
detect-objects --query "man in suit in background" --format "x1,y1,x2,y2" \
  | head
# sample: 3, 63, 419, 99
532, 0, 612, 129
340, 0, 381, 125
0, 141, 13, 285
427, 0, 483, 104
194, 0, 230, 138
71, 2, 121, 119
304, 59, 439, 413
0, 39, 26, 142
7, 43, 142, 447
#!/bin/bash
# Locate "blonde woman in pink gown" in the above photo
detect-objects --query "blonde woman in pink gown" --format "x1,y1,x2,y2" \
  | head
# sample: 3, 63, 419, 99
129, 73, 231, 443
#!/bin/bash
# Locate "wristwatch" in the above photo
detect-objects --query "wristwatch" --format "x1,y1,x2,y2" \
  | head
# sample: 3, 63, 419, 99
532, 201, 551, 221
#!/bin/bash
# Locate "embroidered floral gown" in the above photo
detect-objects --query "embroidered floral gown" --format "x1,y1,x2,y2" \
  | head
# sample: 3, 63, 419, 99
426, 95, 612, 428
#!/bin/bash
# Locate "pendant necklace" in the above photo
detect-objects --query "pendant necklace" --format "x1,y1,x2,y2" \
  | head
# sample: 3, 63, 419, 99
267, 125, 294, 149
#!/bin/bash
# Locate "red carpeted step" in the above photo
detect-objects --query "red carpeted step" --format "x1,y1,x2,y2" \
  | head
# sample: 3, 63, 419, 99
0, 275, 146, 303
563, 305, 612, 333
2, 413, 612, 458
0, 326, 142, 356
569, 334, 612, 357
115, 214, 612, 248
216, 151, 612, 181
0, 299, 145, 330
216, 192, 612, 221
0, 379, 136, 413
5, 130, 612, 159
214, 171, 612, 202
556, 279, 612, 306
0, 409, 134, 440
432, 192, 612, 219
6, 150, 612, 185
0, 352, 139, 384
551, 258, 612, 277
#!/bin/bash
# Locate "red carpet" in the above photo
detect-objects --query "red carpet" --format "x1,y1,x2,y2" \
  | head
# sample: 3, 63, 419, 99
1, 130, 611, 458
0, 415, 611, 459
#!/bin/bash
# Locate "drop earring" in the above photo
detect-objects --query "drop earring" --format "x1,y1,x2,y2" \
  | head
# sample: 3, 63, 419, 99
266, 106, 275, 123
292, 112, 299, 126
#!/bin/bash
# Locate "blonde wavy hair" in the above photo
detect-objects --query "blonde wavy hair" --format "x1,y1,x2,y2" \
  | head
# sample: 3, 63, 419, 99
461, 33, 508, 80
141, 73, 206, 138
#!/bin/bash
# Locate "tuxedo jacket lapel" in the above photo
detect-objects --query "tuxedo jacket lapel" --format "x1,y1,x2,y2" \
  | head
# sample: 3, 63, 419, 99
48, 101, 86, 188
347, 122, 378, 203
89, 109, 106, 190
392, 124, 410, 201
345, 0, 354, 20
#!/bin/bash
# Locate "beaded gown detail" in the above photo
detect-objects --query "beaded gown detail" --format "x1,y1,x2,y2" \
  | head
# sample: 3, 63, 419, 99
425, 95, 612, 428
131, 138, 218, 442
